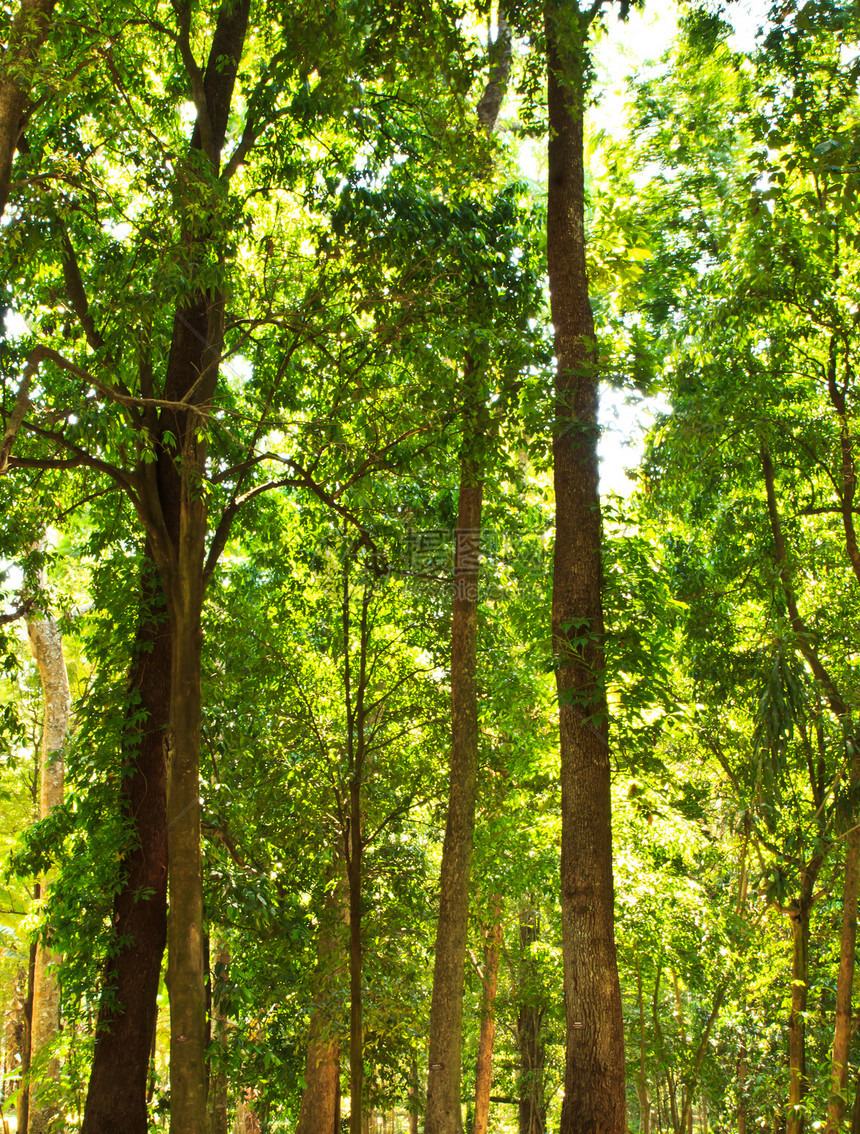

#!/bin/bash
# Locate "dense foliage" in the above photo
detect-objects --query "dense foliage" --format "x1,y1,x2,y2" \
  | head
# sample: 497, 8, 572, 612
1, 0, 859, 1132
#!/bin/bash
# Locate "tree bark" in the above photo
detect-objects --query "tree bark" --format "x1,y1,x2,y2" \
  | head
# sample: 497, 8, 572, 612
296, 872, 348, 1134
545, 6, 626, 1131
425, 17, 510, 1130
827, 742, 860, 1131
135, 5, 250, 1130
425, 435, 482, 1134
517, 905, 546, 1134
16, 942, 36, 1134
81, 570, 170, 1134
0, 0, 56, 219
348, 771, 363, 1134
208, 940, 231, 1134
787, 858, 823, 1134
164, 584, 207, 1133
26, 589, 70, 1134
473, 907, 502, 1134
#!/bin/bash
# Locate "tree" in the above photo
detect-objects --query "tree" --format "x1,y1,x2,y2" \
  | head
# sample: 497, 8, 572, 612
543, 1, 637, 1127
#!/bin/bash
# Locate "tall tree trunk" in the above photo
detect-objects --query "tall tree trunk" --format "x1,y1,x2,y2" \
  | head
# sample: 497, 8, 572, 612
26, 589, 70, 1134
424, 20, 510, 1131
409, 1053, 420, 1134
473, 907, 502, 1134
737, 1029, 748, 1134
787, 859, 823, 1134
827, 742, 860, 1131
545, 6, 626, 1131
17, 945, 35, 1134
164, 582, 207, 1133
425, 425, 482, 1134
137, 7, 250, 1129
0, 0, 56, 219
517, 905, 546, 1134
4, 967, 26, 1117
81, 569, 170, 1134
208, 941, 231, 1134
348, 774, 363, 1134
296, 872, 347, 1134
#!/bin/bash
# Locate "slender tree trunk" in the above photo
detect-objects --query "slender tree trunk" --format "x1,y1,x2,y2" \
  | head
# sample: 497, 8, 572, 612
425, 432, 482, 1134
81, 568, 170, 1134
348, 775, 363, 1134
787, 859, 823, 1134
26, 591, 70, 1134
737, 1029, 748, 1134
827, 743, 860, 1131
208, 941, 230, 1134
296, 872, 347, 1134
425, 20, 510, 1130
473, 907, 502, 1134
409, 1054, 420, 1134
517, 905, 546, 1134
546, 8, 626, 1131
17, 943, 35, 1134
165, 583, 207, 1133
4, 968, 26, 1118
0, 0, 56, 219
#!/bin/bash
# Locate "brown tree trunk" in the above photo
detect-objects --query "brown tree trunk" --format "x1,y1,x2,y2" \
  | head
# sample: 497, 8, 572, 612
517, 905, 546, 1134
26, 591, 70, 1134
208, 941, 231, 1134
738, 1030, 748, 1134
473, 907, 502, 1134
851, 1068, 860, 1134
17, 943, 35, 1134
425, 437, 482, 1134
0, 0, 55, 219
827, 743, 860, 1131
348, 773, 363, 1134
81, 572, 170, 1134
136, 7, 250, 1130
787, 859, 823, 1134
296, 873, 347, 1134
4, 967, 27, 1115
409, 1053, 420, 1134
424, 21, 510, 1131
546, 7, 626, 1131
164, 584, 207, 1133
